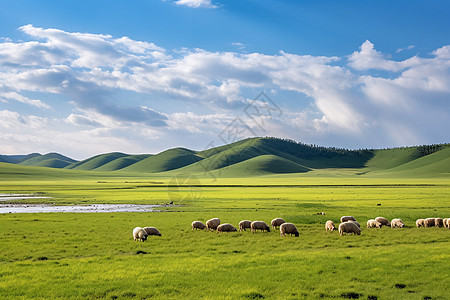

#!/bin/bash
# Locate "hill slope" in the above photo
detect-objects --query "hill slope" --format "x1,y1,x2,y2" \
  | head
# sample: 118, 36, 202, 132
1, 138, 449, 177
19, 153, 77, 168
122, 148, 203, 173
66, 152, 128, 171
94, 154, 152, 171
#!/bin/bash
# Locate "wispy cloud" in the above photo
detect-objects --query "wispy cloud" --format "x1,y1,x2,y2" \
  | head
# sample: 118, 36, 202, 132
174, 0, 217, 8
0, 92, 50, 109
396, 45, 415, 53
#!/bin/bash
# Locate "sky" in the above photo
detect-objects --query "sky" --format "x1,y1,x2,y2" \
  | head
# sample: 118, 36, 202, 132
0, 0, 449, 159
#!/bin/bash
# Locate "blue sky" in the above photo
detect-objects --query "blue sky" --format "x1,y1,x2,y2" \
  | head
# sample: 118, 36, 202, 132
0, 0, 449, 159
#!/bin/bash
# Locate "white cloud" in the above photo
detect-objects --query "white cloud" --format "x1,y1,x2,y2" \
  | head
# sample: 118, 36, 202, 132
174, 0, 217, 8
396, 45, 415, 53
1, 25, 449, 154
348, 40, 420, 72
0, 92, 50, 109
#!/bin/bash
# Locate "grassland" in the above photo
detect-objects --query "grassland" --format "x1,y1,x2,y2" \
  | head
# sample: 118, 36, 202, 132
0, 170, 449, 299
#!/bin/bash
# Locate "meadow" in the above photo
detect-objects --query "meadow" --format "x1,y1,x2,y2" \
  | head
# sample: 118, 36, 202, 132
0, 171, 449, 299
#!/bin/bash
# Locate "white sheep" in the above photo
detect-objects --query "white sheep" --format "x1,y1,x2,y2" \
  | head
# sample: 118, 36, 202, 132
443, 218, 448, 228
340, 216, 356, 222
238, 220, 252, 232
444, 218, 449, 229
271, 218, 285, 229
143, 227, 161, 236
424, 218, 435, 227
339, 222, 361, 236
206, 218, 221, 231
416, 219, 425, 228
367, 219, 382, 228
217, 223, 237, 233
348, 220, 361, 228
133, 227, 148, 242
391, 219, 405, 228
280, 223, 299, 237
447, 218, 450, 229
375, 217, 391, 227
191, 221, 207, 230
251, 221, 270, 233
325, 220, 336, 231
434, 218, 444, 228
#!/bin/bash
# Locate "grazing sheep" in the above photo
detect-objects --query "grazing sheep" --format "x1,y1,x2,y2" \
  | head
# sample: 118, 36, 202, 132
280, 223, 299, 237
133, 227, 148, 242
447, 218, 450, 229
339, 222, 361, 236
391, 219, 405, 228
424, 218, 435, 227
206, 218, 221, 231
251, 221, 271, 233
367, 219, 382, 228
416, 219, 425, 228
348, 220, 361, 228
375, 217, 391, 227
325, 220, 336, 231
340, 216, 356, 223
435, 218, 444, 228
239, 220, 252, 232
191, 221, 207, 230
444, 218, 449, 229
143, 227, 161, 236
271, 218, 286, 229
217, 223, 237, 233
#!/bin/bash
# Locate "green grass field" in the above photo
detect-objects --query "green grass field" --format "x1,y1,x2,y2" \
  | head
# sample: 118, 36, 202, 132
0, 168, 449, 299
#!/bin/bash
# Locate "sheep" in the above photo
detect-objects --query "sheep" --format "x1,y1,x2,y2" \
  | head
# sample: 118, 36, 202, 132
375, 217, 391, 227
280, 223, 299, 237
444, 218, 450, 229
416, 219, 425, 228
391, 219, 405, 228
424, 218, 435, 227
367, 219, 382, 228
191, 221, 207, 230
435, 218, 444, 228
133, 227, 148, 242
238, 220, 252, 232
271, 218, 286, 229
143, 227, 161, 236
251, 221, 270, 233
217, 223, 237, 233
325, 220, 336, 231
206, 218, 221, 231
340, 216, 356, 223
339, 222, 361, 236
348, 220, 361, 228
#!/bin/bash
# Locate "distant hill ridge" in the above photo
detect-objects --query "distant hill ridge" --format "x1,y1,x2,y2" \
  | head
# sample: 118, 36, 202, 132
0, 137, 449, 176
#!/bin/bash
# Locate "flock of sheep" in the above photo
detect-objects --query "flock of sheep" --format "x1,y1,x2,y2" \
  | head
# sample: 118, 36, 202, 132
133, 216, 450, 241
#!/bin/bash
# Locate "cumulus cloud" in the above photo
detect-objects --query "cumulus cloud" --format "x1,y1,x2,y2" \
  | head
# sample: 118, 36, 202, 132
0, 25, 449, 156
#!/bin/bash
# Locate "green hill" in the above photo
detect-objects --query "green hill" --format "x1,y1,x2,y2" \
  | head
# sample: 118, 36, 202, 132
122, 148, 203, 173
19, 153, 77, 167
212, 154, 311, 177
369, 146, 450, 177
94, 154, 152, 171
0, 153, 41, 164
32, 158, 74, 168
1, 138, 449, 177
66, 152, 128, 171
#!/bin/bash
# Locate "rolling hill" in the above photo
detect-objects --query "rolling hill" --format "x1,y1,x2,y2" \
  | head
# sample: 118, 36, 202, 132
0, 137, 449, 177
19, 153, 77, 168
